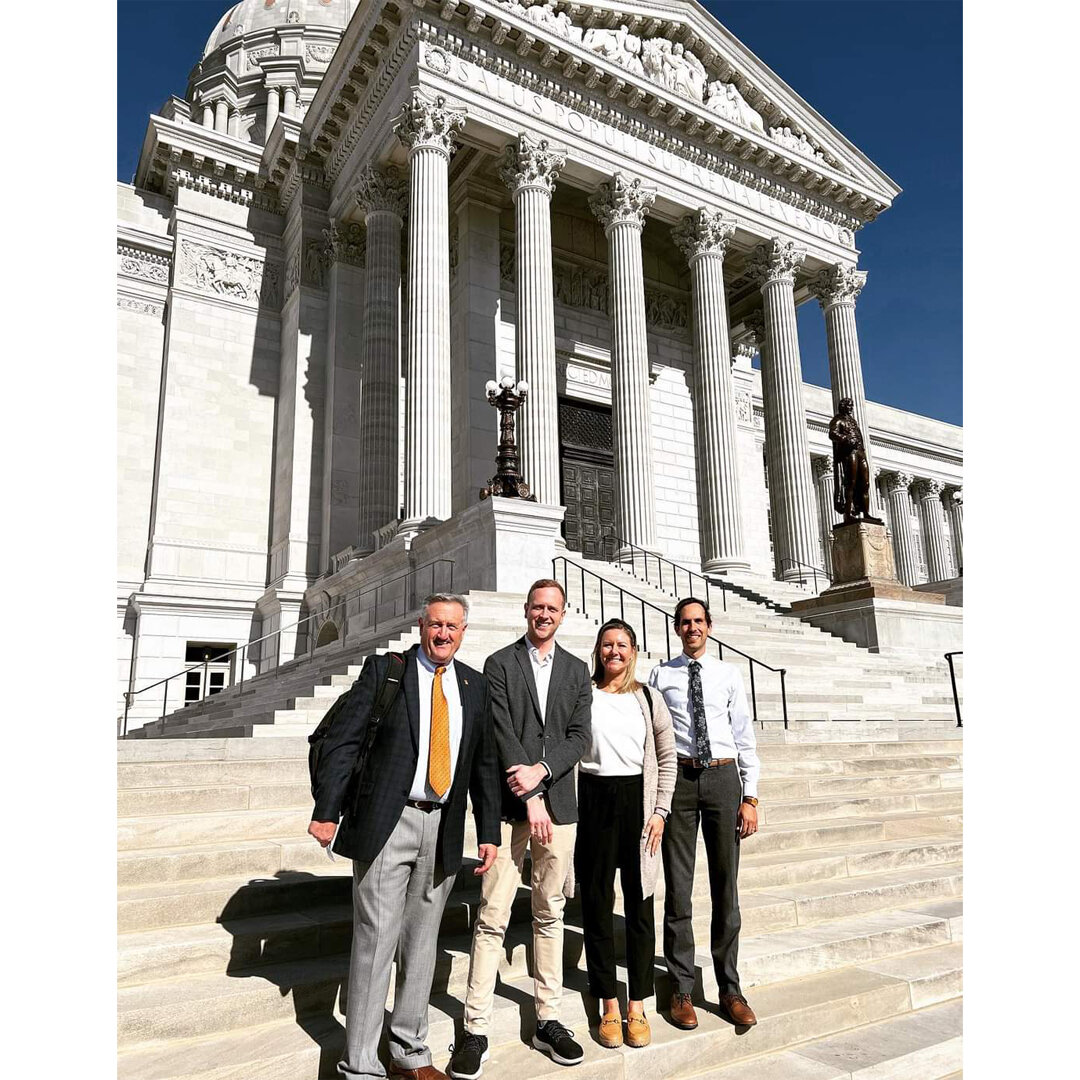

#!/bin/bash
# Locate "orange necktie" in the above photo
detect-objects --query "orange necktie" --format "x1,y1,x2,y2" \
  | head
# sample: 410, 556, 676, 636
428, 666, 451, 797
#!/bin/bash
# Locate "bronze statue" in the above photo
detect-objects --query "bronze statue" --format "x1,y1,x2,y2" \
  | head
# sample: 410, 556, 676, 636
829, 397, 883, 525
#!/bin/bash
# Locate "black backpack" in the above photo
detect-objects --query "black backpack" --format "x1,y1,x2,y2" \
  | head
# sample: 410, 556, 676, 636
307, 652, 406, 800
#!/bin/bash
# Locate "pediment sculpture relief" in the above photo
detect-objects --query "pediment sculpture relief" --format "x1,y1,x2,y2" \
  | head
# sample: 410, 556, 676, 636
768, 125, 825, 162
495, 1, 772, 139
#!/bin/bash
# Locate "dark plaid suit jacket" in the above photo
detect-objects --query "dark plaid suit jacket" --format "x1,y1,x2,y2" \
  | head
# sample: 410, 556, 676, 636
311, 644, 502, 876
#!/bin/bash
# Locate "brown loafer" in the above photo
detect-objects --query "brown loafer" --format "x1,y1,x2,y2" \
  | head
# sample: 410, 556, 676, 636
389, 1065, 448, 1080
718, 992, 757, 1026
669, 992, 698, 1030
598, 1012, 623, 1048
625, 1013, 651, 1048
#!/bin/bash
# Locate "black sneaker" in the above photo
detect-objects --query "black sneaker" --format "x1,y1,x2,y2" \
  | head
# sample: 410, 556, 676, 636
532, 1020, 584, 1065
449, 1032, 489, 1079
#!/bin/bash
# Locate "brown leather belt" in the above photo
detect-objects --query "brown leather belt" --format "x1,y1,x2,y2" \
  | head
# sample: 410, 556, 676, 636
678, 756, 734, 770
405, 799, 442, 813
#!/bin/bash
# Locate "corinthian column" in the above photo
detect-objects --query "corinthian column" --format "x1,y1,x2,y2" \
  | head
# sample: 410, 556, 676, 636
499, 134, 565, 506
589, 174, 658, 551
812, 456, 837, 576
394, 93, 465, 535
354, 167, 407, 551
813, 263, 877, 495
671, 208, 748, 573
945, 487, 963, 572
884, 471, 920, 585
913, 478, 951, 582
747, 238, 820, 580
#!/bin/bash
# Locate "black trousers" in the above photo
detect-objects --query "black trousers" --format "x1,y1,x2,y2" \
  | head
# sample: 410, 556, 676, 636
661, 761, 743, 997
575, 773, 656, 1000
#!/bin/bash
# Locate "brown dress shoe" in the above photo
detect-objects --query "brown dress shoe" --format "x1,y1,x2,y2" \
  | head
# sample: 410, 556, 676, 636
718, 992, 757, 1026
669, 993, 698, 1030
389, 1065, 448, 1080
598, 1012, 623, 1048
625, 1013, 651, 1048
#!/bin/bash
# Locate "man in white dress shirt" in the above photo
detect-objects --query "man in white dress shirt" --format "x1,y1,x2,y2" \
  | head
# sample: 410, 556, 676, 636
648, 597, 761, 1031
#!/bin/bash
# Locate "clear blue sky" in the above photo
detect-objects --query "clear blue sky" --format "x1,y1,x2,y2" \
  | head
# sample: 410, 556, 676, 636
117, 0, 962, 426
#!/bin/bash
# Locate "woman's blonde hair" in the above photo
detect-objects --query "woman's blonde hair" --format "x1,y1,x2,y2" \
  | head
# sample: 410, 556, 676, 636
591, 618, 642, 694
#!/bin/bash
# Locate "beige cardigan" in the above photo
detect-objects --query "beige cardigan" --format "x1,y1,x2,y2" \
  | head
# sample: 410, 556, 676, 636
567, 683, 677, 900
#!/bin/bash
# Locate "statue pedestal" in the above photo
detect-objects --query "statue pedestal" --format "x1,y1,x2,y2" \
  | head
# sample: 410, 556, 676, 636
791, 522, 960, 655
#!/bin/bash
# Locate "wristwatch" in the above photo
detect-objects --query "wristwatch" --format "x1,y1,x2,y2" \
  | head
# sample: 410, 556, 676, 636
742, 796, 759, 807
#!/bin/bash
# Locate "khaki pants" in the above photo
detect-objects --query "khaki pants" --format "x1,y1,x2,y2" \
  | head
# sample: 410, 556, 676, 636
463, 818, 576, 1032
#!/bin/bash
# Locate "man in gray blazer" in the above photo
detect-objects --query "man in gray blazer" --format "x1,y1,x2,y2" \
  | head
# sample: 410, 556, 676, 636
450, 579, 592, 1078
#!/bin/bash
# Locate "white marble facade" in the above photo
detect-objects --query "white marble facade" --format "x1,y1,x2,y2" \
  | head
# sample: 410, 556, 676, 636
117, 0, 961, 724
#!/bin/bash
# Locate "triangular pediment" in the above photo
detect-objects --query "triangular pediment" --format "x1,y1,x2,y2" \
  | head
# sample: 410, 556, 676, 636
442, 0, 899, 216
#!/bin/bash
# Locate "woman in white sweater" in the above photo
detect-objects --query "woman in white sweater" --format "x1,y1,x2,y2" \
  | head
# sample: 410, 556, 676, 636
575, 618, 677, 1049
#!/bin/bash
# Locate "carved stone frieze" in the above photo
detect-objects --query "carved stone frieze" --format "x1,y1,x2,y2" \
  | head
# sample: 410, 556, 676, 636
501, 239, 688, 331
354, 165, 408, 217
747, 237, 807, 287
117, 295, 165, 318
589, 173, 656, 231
324, 221, 367, 267
118, 245, 171, 285
449, 218, 459, 280
500, 0, 581, 42
285, 236, 334, 296
305, 43, 337, 64
393, 92, 466, 156
246, 44, 278, 70
499, 133, 565, 196
813, 264, 867, 309
177, 239, 281, 308
735, 389, 753, 424
671, 207, 735, 262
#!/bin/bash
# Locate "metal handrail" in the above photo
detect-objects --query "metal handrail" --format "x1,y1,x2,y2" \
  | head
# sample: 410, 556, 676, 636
944, 651, 963, 727
554, 555, 788, 728
121, 558, 455, 736
602, 534, 728, 613
777, 557, 832, 592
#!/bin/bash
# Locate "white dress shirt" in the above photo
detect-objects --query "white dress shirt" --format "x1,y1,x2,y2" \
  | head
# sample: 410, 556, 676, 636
527, 639, 555, 724
409, 647, 464, 803
579, 688, 647, 776
648, 652, 760, 797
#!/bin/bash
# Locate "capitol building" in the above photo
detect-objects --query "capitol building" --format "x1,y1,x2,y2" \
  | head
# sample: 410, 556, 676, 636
116, 0, 962, 725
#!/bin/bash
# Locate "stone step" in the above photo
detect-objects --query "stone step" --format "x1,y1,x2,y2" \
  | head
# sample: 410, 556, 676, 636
761, 791, 962, 826
118, 757, 311, 790
691, 997, 962, 1079
118, 782, 313, 817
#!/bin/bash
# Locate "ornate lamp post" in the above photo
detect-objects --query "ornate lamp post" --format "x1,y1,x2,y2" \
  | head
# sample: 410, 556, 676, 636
479, 377, 536, 501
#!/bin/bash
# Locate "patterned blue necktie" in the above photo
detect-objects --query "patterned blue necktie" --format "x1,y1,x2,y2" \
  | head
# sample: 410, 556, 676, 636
687, 660, 712, 762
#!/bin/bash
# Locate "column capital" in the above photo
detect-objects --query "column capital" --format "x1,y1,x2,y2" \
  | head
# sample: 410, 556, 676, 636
812, 263, 868, 309
323, 220, 367, 267
671, 207, 736, 264
743, 309, 766, 350
747, 237, 807, 288
354, 165, 408, 218
884, 471, 914, 495
589, 172, 656, 232
912, 477, 945, 500
944, 485, 962, 505
812, 455, 833, 480
499, 133, 565, 197
393, 92, 465, 158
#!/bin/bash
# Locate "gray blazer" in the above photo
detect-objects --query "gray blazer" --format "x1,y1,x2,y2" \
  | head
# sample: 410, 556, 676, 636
483, 637, 592, 824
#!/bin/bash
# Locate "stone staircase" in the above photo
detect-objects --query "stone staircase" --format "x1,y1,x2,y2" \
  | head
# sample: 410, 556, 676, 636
118, 726, 962, 1079
127, 553, 961, 740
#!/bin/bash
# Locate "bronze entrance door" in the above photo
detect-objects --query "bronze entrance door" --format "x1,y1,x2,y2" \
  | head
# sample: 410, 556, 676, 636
559, 399, 615, 558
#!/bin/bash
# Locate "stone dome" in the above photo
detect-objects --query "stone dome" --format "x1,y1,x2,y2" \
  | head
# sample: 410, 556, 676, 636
203, 0, 356, 59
